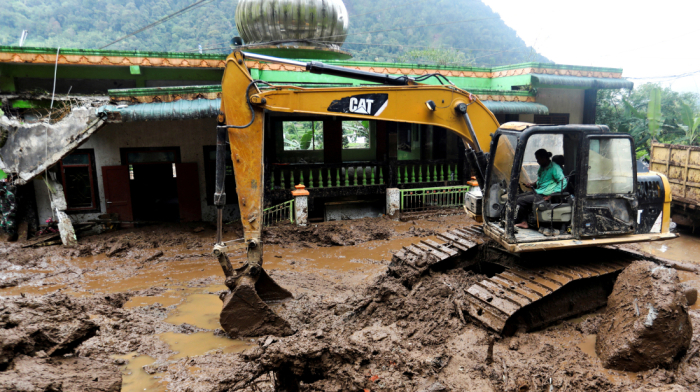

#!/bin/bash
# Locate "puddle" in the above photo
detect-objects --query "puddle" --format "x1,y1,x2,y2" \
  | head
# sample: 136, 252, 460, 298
578, 334, 638, 384
158, 331, 253, 359
165, 289, 226, 330
124, 291, 185, 309
112, 352, 166, 392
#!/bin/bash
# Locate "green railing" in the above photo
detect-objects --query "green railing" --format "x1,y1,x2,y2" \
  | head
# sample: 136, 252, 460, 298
270, 164, 385, 190
263, 199, 295, 226
400, 185, 471, 213
397, 163, 459, 185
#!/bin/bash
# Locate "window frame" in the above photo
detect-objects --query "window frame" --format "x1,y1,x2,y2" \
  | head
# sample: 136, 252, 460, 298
59, 149, 100, 213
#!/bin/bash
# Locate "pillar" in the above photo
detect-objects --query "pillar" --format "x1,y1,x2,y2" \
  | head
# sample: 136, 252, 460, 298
291, 184, 309, 227
47, 178, 77, 247
386, 188, 400, 220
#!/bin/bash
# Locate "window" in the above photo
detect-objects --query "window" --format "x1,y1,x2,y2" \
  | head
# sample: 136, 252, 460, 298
534, 113, 570, 125
521, 134, 564, 182
60, 149, 99, 212
203, 146, 237, 205
282, 121, 324, 151
342, 121, 370, 149
587, 138, 634, 194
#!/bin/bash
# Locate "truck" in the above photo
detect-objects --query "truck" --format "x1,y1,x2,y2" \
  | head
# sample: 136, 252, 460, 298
650, 141, 700, 229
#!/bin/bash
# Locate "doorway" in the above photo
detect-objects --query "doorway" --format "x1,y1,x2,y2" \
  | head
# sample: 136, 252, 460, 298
121, 147, 180, 222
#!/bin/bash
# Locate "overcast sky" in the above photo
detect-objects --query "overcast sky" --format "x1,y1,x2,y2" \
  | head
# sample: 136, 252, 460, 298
481, 0, 700, 95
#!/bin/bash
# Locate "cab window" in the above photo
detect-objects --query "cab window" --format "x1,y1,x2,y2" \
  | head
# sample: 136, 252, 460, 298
587, 138, 634, 194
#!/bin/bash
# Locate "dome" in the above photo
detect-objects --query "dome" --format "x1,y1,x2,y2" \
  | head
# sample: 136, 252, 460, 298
235, 0, 349, 48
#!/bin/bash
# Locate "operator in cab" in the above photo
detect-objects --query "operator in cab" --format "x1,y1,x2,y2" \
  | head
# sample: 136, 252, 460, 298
514, 149, 567, 229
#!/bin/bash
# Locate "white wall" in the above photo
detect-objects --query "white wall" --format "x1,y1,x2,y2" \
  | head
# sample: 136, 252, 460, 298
534, 88, 585, 124
34, 118, 240, 224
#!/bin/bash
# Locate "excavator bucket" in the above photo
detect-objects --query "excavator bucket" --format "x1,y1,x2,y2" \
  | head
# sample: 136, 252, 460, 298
218, 255, 294, 338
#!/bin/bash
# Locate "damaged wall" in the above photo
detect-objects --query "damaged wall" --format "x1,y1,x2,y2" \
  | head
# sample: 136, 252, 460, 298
33, 117, 239, 224
0, 107, 105, 185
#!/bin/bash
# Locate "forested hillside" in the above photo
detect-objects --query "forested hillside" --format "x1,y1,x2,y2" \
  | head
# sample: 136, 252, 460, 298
0, 0, 548, 66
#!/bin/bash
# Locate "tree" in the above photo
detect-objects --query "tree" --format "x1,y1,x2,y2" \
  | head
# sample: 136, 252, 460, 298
596, 83, 700, 158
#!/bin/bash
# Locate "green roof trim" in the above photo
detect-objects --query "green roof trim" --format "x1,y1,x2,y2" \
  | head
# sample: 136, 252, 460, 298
98, 99, 221, 122
482, 101, 549, 115
531, 74, 634, 90
108, 85, 222, 97
0, 45, 624, 75
0, 45, 227, 60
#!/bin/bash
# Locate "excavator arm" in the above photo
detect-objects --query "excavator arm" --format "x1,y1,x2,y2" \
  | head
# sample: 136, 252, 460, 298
213, 50, 499, 337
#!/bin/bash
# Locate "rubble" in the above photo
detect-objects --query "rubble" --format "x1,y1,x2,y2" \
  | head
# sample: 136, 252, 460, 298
596, 261, 693, 371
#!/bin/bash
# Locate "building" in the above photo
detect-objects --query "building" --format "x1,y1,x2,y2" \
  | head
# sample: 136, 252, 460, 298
0, 45, 634, 240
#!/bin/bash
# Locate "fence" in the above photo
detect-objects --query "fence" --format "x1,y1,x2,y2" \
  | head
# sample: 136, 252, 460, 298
396, 163, 460, 185
270, 164, 385, 190
399, 185, 471, 213
263, 199, 295, 226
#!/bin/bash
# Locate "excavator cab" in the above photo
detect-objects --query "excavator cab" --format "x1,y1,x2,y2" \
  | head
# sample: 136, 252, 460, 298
481, 122, 673, 252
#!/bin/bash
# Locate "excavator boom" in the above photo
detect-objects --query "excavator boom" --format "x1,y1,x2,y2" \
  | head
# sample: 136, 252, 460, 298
212, 50, 499, 337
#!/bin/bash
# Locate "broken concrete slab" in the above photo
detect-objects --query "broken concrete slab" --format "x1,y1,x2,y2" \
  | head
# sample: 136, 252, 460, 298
0, 107, 105, 185
596, 261, 693, 371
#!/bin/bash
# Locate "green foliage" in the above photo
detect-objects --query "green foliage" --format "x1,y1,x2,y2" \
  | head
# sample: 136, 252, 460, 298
680, 102, 700, 145
399, 46, 474, 67
596, 83, 700, 158
0, 0, 548, 66
283, 121, 323, 150
342, 121, 370, 148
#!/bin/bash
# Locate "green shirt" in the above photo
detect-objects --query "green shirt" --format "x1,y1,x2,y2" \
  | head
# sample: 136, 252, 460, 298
535, 161, 566, 195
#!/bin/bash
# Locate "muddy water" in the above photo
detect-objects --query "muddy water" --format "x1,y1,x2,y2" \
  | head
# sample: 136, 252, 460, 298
640, 232, 700, 310
164, 289, 226, 330
112, 352, 165, 392
158, 331, 252, 359
577, 334, 638, 384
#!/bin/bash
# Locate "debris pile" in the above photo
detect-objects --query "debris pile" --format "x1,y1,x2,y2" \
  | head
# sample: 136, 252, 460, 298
596, 261, 693, 371
0, 292, 122, 391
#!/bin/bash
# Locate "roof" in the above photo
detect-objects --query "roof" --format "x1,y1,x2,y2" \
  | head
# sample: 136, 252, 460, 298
531, 74, 634, 90
482, 102, 549, 115
98, 96, 550, 122
98, 99, 221, 122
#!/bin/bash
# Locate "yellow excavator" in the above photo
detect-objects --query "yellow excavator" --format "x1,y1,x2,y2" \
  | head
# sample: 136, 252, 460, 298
212, 50, 677, 337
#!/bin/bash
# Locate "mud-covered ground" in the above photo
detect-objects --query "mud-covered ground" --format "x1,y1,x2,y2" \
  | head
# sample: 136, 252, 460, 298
1, 213, 699, 392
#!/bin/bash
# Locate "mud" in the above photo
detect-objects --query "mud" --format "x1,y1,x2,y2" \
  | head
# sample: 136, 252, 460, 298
1, 216, 700, 391
596, 261, 693, 371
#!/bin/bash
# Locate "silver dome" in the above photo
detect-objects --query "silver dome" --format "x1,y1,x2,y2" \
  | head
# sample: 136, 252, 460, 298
235, 0, 349, 47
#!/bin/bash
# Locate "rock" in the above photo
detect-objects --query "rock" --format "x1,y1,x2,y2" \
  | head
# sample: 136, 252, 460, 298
143, 250, 164, 263
596, 261, 693, 371
106, 241, 127, 257
0, 355, 121, 392
680, 283, 697, 306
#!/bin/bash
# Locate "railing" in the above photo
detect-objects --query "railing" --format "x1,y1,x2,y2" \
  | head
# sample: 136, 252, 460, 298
270, 164, 385, 190
400, 185, 471, 213
263, 199, 295, 226
396, 163, 460, 185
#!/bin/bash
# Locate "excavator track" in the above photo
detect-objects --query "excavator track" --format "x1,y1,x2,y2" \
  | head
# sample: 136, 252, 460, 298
391, 224, 641, 336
